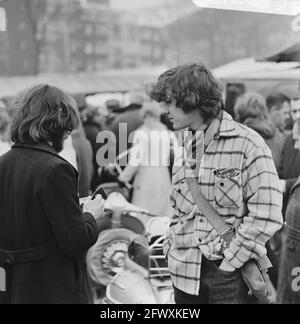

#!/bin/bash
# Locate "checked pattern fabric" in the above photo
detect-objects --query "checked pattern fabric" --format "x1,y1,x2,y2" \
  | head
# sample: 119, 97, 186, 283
163, 111, 283, 295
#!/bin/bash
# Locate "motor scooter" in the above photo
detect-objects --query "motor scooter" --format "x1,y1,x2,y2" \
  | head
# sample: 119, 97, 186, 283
86, 190, 174, 304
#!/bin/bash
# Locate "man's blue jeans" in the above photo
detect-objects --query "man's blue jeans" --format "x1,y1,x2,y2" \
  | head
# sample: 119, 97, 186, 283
174, 257, 253, 304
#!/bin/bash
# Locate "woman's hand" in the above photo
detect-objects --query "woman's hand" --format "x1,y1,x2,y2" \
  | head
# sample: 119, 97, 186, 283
82, 195, 105, 220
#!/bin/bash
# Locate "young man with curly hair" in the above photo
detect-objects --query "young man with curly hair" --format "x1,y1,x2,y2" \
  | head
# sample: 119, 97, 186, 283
151, 63, 283, 304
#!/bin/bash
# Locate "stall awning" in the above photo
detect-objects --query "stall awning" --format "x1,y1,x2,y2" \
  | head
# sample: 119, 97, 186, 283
213, 57, 300, 80
257, 42, 300, 63
0, 66, 167, 98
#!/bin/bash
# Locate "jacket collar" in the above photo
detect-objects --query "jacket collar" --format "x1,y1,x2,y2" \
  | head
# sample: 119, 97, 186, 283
216, 111, 239, 139
12, 142, 71, 165
185, 111, 239, 140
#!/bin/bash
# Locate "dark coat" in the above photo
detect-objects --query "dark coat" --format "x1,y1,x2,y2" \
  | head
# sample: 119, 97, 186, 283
277, 177, 300, 304
0, 143, 98, 304
279, 133, 300, 194
110, 104, 143, 156
71, 127, 93, 197
83, 121, 102, 190
277, 133, 300, 214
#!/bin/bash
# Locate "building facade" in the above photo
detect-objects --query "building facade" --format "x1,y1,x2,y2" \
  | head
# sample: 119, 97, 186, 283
108, 11, 166, 68
40, 0, 112, 73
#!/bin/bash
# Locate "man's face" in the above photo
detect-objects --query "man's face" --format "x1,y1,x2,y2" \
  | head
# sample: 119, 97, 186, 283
269, 101, 290, 130
162, 103, 202, 131
291, 99, 300, 124
293, 121, 300, 150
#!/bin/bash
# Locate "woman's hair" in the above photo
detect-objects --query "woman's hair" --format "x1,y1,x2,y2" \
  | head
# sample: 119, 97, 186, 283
10, 84, 80, 144
140, 101, 162, 120
234, 92, 269, 123
150, 63, 224, 121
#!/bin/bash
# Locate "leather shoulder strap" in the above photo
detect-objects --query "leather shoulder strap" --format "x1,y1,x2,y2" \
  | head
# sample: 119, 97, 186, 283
186, 177, 235, 244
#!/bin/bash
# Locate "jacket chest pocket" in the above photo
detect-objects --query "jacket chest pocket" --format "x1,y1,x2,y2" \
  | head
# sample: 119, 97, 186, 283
214, 170, 242, 208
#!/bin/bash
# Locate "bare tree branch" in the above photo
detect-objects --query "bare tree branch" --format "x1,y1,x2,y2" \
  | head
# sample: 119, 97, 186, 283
23, 0, 65, 73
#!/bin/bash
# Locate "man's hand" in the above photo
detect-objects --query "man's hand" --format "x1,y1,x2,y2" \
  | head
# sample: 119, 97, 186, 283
82, 195, 105, 220
219, 258, 236, 272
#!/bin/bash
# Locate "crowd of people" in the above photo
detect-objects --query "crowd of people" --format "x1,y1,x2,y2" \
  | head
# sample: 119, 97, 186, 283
232, 90, 300, 299
0, 62, 300, 304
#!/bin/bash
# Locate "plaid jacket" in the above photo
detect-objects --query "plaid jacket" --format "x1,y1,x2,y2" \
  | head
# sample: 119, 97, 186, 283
164, 111, 283, 295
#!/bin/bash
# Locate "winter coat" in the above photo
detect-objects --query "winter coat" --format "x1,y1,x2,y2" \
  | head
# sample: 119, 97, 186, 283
83, 121, 102, 191
119, 123, 177, 217
277, 176, 300, 304
71, 127, 93, 197
110, 104, 144, 156
0, 143, 98, 304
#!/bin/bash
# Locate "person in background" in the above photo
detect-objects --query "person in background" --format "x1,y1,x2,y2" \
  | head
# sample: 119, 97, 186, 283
104, 99, 122, 130
118, 102, 177, 217
279, 93, 300, 208
266, 92, 291, 135
0, 102, 11, 156
73, 94, 88, 120
277, 96, 300, 287
71, 125, 93, 198
225, 83, 246, 119
106, 99, 122, 113
61, 94, 93, 196
291, 94, 300, 120
234, 93, 285, 286
97, 106, 109, 130
277, 119, 300, 304
110, 93, 144, 158
0, 84, 104, 304
82, 106, 103, 191
234, 92, 284, 171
